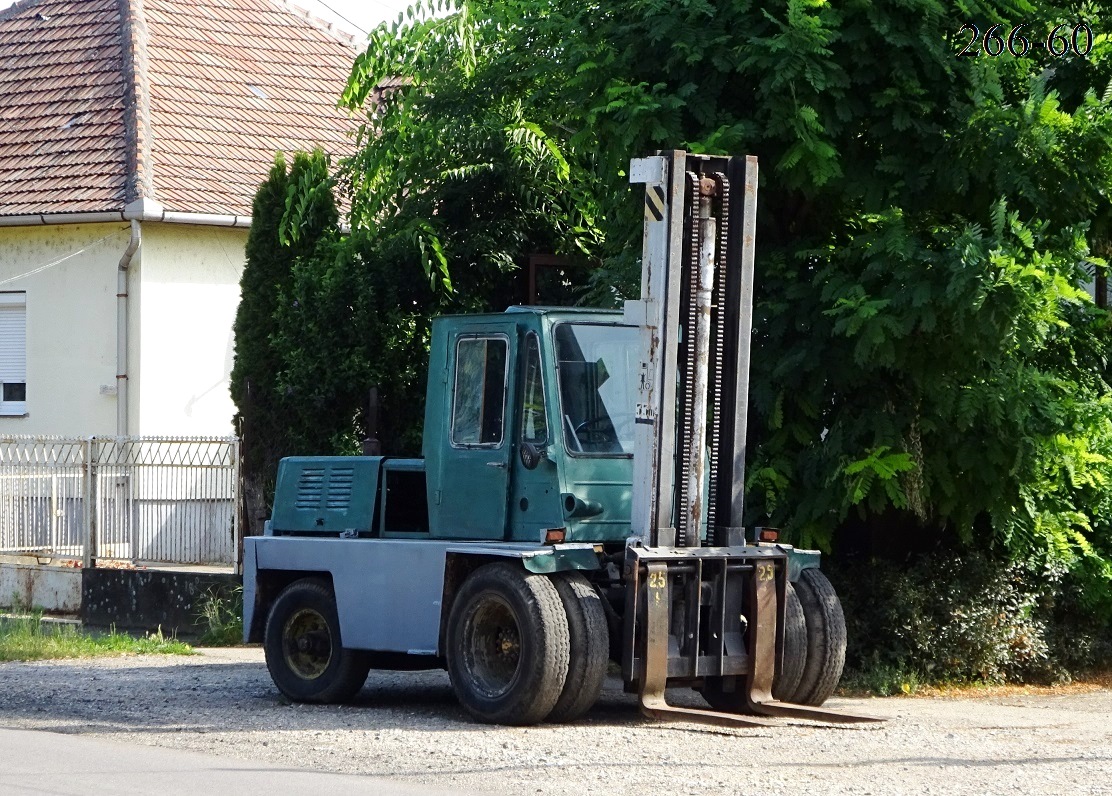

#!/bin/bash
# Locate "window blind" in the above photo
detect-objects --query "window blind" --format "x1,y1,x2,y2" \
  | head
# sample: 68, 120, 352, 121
0, 292, 27, 383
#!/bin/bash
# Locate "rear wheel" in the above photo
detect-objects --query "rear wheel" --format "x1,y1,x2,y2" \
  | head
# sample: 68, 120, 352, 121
547, 572, 609, 723
447, 562, 570, 725
263, 578, 370, 703
789, 567, 846, 706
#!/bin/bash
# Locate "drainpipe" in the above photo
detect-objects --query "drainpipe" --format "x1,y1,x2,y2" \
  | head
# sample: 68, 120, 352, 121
117, 219, 141, 436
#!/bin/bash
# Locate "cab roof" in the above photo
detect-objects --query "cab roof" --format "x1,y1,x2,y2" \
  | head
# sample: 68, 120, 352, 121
434, 306, 626, 324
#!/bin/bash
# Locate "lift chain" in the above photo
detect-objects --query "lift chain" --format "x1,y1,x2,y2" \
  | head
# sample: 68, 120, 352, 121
677, 171, 703, 546
705, 172, 730, 545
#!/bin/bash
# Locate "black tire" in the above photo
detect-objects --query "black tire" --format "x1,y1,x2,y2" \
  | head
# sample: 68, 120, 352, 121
774, 580, 807, 701
789, 567, 846, 706
447, 562, 570, 725
263, 578, 371, 704
547, 572, 609, 723
701, 581, 807, 712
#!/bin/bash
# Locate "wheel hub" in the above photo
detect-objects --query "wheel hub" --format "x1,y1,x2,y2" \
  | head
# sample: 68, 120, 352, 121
497, 627, 519, 656
464, 596, 522, 699
283, 607, 333, 680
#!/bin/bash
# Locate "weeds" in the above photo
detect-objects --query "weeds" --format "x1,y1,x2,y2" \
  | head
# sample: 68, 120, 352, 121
195, 586, 243, 646
839, 662, 922, 697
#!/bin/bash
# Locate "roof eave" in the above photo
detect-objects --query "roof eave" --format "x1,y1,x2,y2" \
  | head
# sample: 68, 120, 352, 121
0, 209, 253, 229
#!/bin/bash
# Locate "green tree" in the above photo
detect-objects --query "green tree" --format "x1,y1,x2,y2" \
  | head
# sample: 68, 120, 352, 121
340, 3, 604, 304
230, 150, 339, 526
261, 5, 613, 459
270, 233, 438, 456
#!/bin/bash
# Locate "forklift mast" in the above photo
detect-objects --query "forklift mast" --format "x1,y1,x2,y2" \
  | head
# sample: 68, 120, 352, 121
619, 153, 876, 727
625, 151, 757, 549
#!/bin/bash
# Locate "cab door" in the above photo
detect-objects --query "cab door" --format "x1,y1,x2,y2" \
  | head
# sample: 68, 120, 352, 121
434, 323, 517, 539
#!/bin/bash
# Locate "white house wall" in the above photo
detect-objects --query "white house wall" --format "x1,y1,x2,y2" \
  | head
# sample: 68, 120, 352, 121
0, 223, 127, 436
138, 224, 246, 437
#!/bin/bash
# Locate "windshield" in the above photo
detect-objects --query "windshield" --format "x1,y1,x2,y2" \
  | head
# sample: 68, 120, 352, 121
554, 323, 639, 455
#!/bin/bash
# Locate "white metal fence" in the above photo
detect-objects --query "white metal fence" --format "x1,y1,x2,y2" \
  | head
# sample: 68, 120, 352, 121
0, 436, 240, 568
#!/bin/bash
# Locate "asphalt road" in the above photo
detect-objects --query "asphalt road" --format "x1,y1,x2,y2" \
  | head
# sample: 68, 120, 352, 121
0, 727, 472, 796
0, 648, 1109, 796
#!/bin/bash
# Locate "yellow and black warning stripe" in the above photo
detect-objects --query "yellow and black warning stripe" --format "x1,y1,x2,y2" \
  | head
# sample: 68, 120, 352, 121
644, 185, 665, 222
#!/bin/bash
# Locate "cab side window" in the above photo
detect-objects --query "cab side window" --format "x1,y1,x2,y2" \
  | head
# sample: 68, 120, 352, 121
520, 333, 547, 445
452, 336, 507, 446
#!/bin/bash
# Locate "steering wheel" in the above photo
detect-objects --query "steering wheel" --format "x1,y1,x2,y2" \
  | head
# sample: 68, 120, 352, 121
573, 415, 636, 454
573, 415, 613, 436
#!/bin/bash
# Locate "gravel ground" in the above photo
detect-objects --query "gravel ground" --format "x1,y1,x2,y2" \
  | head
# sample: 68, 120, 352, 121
0, 647, 1108, 796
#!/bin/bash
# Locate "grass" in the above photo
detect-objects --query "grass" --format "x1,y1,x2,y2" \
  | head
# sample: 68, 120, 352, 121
0, 614, 194, 662
838, 666, 1112, 699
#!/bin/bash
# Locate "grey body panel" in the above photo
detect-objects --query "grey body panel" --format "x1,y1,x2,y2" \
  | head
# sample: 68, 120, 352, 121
247, 536, 448, 654
243, 536, 595, 654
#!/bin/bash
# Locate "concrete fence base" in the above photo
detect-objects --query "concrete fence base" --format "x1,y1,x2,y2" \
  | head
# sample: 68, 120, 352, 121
82, 569, 240, 636
0, 562, 82, 614
0, 560, 240, 637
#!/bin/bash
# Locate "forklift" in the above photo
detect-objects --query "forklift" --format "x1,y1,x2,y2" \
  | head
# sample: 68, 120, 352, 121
242, 152, 876, 727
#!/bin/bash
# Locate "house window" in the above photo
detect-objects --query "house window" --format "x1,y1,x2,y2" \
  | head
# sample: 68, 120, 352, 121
0, 292, 27, 416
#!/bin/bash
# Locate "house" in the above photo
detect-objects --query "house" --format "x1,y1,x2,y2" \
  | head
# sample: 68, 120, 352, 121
0, 0, 360, 437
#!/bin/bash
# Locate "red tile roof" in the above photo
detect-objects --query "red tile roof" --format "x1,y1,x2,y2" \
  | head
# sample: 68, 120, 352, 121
0, 0, 360, 218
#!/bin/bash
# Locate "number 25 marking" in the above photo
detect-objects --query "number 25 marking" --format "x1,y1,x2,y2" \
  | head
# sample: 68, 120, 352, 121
756, 563, 775, 582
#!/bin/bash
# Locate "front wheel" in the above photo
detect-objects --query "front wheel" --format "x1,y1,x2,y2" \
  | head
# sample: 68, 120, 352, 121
700, 580, 807, 711
789, 567, 846, 706
775, 579, 807, 701
263, 578, 370, 703
447, 562, 570, 725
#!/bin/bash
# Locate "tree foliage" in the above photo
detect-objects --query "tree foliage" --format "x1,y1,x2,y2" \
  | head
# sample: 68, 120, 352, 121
242, 0, 1112, 621
340, 3, 603, 300
332, 0, 1112, 590
271, 232, 438, 456
247, 2, 616, 463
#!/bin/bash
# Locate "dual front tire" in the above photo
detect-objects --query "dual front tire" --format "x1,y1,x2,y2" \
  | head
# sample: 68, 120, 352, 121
701, 567, 846, 710
788, 566, 847, 706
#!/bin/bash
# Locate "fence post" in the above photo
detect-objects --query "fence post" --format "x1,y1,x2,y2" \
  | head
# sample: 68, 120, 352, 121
130, 447, 140, 568
82, 437, 98, 569
81, 438, 91, 567
232, 436, 242, 575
